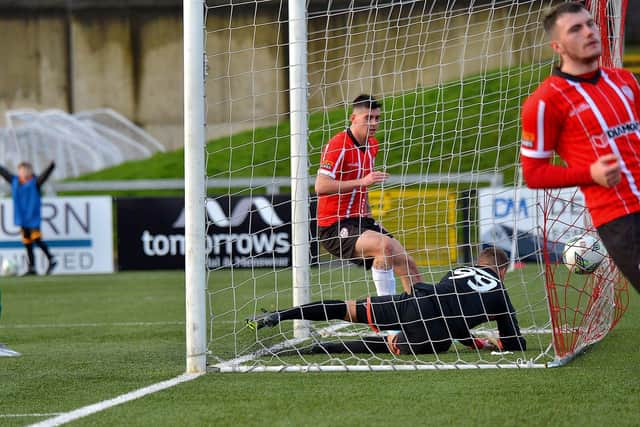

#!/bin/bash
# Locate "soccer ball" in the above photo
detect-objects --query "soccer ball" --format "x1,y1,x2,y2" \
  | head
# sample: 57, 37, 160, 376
1, 258, 18, 276
563, 235, 605, 275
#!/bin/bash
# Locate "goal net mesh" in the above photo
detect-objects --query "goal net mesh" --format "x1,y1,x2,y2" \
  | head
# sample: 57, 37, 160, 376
203, 0, 629, 371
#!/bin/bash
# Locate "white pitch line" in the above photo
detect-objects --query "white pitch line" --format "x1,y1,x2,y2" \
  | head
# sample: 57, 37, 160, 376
0, 321, 185, 329
28, 373, 204, 427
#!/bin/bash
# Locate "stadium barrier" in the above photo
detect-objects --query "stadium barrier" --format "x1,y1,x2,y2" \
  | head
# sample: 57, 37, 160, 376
47, 173, 503, 194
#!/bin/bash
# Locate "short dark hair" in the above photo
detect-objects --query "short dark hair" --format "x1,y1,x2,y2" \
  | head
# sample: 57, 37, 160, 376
477, 247, 509, 272
352, 94, 381, 111
543, 2, 588, 35
17, 162, 33, 170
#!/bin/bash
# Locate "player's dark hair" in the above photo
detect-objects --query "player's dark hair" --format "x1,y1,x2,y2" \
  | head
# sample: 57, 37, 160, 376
17, 161, 33, 170
543, 2, 587, 35
352, 94, 381, 111
477, 247, 509, 272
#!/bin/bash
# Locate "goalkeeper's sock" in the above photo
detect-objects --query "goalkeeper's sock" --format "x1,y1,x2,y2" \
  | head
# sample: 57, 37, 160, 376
371, 267, 396, 296
278, 300, 346, 322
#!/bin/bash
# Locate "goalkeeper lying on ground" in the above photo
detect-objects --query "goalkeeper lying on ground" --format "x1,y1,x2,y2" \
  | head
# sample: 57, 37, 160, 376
247, 247, 526, 355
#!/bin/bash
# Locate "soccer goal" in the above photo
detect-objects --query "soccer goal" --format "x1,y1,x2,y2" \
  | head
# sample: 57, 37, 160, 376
184, 0, 629, 373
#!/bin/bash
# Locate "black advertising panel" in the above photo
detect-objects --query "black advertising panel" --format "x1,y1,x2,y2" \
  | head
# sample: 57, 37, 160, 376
117, 195, 305, 270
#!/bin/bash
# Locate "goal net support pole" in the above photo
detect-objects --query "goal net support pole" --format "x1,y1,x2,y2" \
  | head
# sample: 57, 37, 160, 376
289, 0, 311, 339
183, 0, 207, 374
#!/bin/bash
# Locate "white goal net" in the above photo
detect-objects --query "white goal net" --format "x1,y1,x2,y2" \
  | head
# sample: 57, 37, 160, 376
186, 0, 629, 373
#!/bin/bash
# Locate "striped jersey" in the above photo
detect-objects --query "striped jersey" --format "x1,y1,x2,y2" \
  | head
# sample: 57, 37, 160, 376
520, 67, 640, 227
316, 129, 379, 227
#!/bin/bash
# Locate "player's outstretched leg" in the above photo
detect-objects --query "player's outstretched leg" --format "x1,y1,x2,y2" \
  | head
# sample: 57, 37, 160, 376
246, 310, 281, 331
246, 300, 348, 330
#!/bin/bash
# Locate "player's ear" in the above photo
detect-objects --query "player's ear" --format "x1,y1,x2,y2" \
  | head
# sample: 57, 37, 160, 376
499, 266, 507, 281
550, 39, 563, 56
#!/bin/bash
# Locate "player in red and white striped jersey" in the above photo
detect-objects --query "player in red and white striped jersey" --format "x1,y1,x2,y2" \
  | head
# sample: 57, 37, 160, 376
315, 95, 422, 295
520, 2, 640, 292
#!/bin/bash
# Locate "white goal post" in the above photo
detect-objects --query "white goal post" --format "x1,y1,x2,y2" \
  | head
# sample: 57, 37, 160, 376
184, 0, 207, 374
184, 0, 629, 374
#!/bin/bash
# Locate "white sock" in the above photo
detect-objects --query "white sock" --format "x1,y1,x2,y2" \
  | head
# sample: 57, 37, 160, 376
371, 267, 396, 296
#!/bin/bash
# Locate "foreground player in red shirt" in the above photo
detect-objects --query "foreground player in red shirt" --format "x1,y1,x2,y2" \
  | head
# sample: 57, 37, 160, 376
315, 95, 422, 295
520, 2, 640, 292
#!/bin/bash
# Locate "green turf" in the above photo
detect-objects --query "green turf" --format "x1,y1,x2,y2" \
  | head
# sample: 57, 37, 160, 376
0, 270, 638, 426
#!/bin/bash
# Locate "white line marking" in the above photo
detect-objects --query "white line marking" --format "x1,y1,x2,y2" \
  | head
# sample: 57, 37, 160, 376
0, 413, 62, 418
0, 321, 184, 329
28, 373, 204, 427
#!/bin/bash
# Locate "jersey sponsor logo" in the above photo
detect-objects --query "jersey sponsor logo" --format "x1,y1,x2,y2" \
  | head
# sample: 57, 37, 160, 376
605, 121, 640, 139
569, 103, 590, 117
339, 227, 349, 238
320, 160, 335, 170
448, 267, 499, 293
621, 85, 634, 102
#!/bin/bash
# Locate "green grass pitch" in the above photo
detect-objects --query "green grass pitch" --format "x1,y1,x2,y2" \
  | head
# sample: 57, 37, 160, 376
0, 270, 638, 426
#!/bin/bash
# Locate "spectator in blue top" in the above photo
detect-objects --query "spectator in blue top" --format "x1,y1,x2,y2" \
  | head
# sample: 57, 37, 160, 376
0, 161, 57, 275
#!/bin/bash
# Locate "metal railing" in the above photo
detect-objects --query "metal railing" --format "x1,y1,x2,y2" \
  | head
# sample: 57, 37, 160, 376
45, 173, 503, 194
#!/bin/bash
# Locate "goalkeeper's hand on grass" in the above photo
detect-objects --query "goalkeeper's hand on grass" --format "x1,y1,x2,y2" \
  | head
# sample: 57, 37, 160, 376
473, 336, 503, 351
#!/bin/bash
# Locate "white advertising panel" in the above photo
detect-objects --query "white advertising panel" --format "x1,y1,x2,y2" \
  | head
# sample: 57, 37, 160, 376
0, 196, 114, 275
478, 187, 587, 261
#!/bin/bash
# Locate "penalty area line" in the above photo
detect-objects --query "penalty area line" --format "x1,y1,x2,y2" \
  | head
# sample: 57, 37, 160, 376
28, 373, 204, 427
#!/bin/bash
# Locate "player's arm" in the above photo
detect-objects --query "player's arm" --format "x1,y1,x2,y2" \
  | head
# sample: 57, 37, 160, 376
36, 161, 56, 189
0, 165, 13, 184
520, 95, 591, 189
521, 155, 621, 189
494, 294, 527, 351
521, 157, 593, 188
315, 170, 388, 195
519, 95, 619, 189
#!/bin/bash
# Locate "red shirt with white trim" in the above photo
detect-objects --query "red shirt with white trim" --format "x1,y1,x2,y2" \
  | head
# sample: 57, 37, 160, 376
520, 67, 640, 227
316, 129, 379, 227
